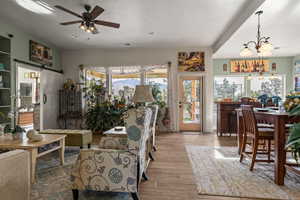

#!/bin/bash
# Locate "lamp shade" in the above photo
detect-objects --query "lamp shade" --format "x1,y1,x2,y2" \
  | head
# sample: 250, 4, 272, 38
132, 85, 155, 103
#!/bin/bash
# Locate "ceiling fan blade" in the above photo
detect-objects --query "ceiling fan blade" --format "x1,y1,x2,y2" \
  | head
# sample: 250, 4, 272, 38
55, 5, 82, 19
94, 20, 120, 28
60, 20, 82, 25
90, 6, 104, 20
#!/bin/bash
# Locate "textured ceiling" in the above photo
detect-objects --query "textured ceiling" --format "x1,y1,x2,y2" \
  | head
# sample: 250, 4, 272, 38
0, 0, 249, 50
214, 0, 300, 58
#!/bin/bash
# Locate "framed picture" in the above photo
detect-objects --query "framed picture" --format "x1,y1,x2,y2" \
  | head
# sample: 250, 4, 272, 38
178, 51, 205, 72
230, 59, 269, 73
295, 77, 300, 92
271, 63, 277, 71
295, 61, 300, 74
223, 64, 228, 72
30, 40, 53, 67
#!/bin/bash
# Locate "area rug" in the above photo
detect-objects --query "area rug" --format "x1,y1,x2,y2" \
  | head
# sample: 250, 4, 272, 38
31, 148, 132, 200
185, 145, 300, 200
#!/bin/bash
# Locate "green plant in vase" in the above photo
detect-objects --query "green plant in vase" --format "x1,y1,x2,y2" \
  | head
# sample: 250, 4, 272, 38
85, 99, 127, 133
4, 124, 24, 140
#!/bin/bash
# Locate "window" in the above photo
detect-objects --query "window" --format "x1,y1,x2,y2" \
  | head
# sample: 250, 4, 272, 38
145, 67, 168, 103
214, 76, 245, 101
85, 68, 106, 86
111, 66, 141, 100
84, 65, 169, 104
250, 76, 284, 98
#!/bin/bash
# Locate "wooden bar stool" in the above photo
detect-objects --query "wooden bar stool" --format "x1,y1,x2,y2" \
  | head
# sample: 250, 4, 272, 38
240, 105, 275, 171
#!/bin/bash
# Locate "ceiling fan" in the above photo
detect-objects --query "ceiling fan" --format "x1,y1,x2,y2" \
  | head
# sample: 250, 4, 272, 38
55, 4, 120, 34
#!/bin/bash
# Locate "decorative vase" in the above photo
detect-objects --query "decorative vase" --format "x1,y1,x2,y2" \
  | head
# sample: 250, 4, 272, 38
12, 132, 22, 140
26, 129, 36, 139
162, 107, 171, 127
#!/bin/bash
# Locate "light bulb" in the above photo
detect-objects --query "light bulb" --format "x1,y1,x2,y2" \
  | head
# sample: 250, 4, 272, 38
240, 46, 253, 57
261, 41, 273, 51
90, 24, 95, 31
79, 22, 85, 30
86, 28, 91, 33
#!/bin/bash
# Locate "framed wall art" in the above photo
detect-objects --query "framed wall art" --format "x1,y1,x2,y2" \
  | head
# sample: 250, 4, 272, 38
295, 60, 300, 74
271, 62, 277, 71
223, 64, 228, 72
178, 51, 205, 72
30, 40, 53, 67
230, 59, 269, 73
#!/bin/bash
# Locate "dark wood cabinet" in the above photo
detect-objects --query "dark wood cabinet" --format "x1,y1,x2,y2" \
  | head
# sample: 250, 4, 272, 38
216, 101, 261, 136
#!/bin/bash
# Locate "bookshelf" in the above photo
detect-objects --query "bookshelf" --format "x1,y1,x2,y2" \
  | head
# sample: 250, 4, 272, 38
0, 36, 11, 124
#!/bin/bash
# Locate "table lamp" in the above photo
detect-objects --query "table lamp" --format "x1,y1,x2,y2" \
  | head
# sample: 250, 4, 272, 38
132, 85, 155, 106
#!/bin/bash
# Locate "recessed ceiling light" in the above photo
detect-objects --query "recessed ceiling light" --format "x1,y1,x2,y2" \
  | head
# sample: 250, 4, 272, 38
274, 46, 280, 50
71, 34, 78, 39
15, 0, 53, 14
148, 32, 154, 35
124, 43, 131, 46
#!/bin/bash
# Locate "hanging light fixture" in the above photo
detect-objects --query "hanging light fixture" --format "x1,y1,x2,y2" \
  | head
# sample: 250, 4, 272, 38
247, 74, 252, 80
270, 73, 276, 80
258, 72, 264, 80
240, 10, 273, 57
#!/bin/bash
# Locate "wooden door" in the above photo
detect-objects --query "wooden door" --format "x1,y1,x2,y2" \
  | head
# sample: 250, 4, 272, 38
179, 76, 204, 132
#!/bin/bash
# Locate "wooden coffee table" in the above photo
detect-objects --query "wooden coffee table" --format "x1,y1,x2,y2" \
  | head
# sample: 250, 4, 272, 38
0, 134, 66, 183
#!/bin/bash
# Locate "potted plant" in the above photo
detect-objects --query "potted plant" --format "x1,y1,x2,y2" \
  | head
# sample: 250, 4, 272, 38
285, 92, 300, 162
85, 99, 127, 133
4, 124, 24, 140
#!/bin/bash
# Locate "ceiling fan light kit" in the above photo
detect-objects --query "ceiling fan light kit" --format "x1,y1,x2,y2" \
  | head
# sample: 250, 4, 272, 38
55, 4, 120, 34
240, 10, 273, 57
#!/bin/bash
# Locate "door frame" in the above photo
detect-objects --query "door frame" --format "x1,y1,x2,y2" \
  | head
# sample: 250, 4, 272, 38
177, 75, 204, 132
15, 62, 43, 129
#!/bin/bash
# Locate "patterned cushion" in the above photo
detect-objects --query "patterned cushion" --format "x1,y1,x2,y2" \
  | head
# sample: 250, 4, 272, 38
71, 149, 138, 192
99, 136, 128, 150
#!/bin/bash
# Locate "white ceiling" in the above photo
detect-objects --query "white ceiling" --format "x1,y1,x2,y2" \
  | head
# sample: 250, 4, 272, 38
214, 0, 300, 58
0, 0, 251, 50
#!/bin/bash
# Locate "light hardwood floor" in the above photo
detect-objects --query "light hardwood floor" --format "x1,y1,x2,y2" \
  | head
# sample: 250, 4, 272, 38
139, 133, 260, 200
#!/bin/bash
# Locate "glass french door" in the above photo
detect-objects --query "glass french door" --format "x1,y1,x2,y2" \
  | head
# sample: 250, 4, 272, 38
179, 76, 204, 132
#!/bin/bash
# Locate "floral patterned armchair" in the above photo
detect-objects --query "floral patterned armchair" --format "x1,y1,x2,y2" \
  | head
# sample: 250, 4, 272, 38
71, 107, 152, 200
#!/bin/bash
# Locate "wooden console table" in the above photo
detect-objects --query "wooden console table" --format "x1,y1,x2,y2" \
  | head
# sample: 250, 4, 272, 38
0, 134, 65, 183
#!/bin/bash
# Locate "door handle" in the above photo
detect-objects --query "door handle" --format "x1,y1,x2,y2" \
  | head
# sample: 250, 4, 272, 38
43, 94, 47, 104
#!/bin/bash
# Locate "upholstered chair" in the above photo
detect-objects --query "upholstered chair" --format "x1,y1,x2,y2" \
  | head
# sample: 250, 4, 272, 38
147, 105, 159, 161
71, 107, 152, 200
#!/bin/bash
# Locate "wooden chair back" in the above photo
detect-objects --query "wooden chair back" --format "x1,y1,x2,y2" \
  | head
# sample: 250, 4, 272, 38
241, 105, 258, 137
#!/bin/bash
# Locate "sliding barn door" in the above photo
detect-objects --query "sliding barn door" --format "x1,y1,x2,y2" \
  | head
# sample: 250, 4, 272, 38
40, 70, 63, 129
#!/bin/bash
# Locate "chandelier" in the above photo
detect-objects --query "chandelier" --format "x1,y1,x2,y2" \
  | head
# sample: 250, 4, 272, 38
240, 11, 273, 57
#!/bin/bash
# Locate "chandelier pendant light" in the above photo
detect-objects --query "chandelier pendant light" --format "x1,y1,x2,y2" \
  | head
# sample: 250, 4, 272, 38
240, 10, 273, 57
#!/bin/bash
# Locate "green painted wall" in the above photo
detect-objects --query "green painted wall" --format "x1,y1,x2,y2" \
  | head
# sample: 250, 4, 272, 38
213, 57, 294, 93
0, 19, 61, 69
0, 19, 61, 99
